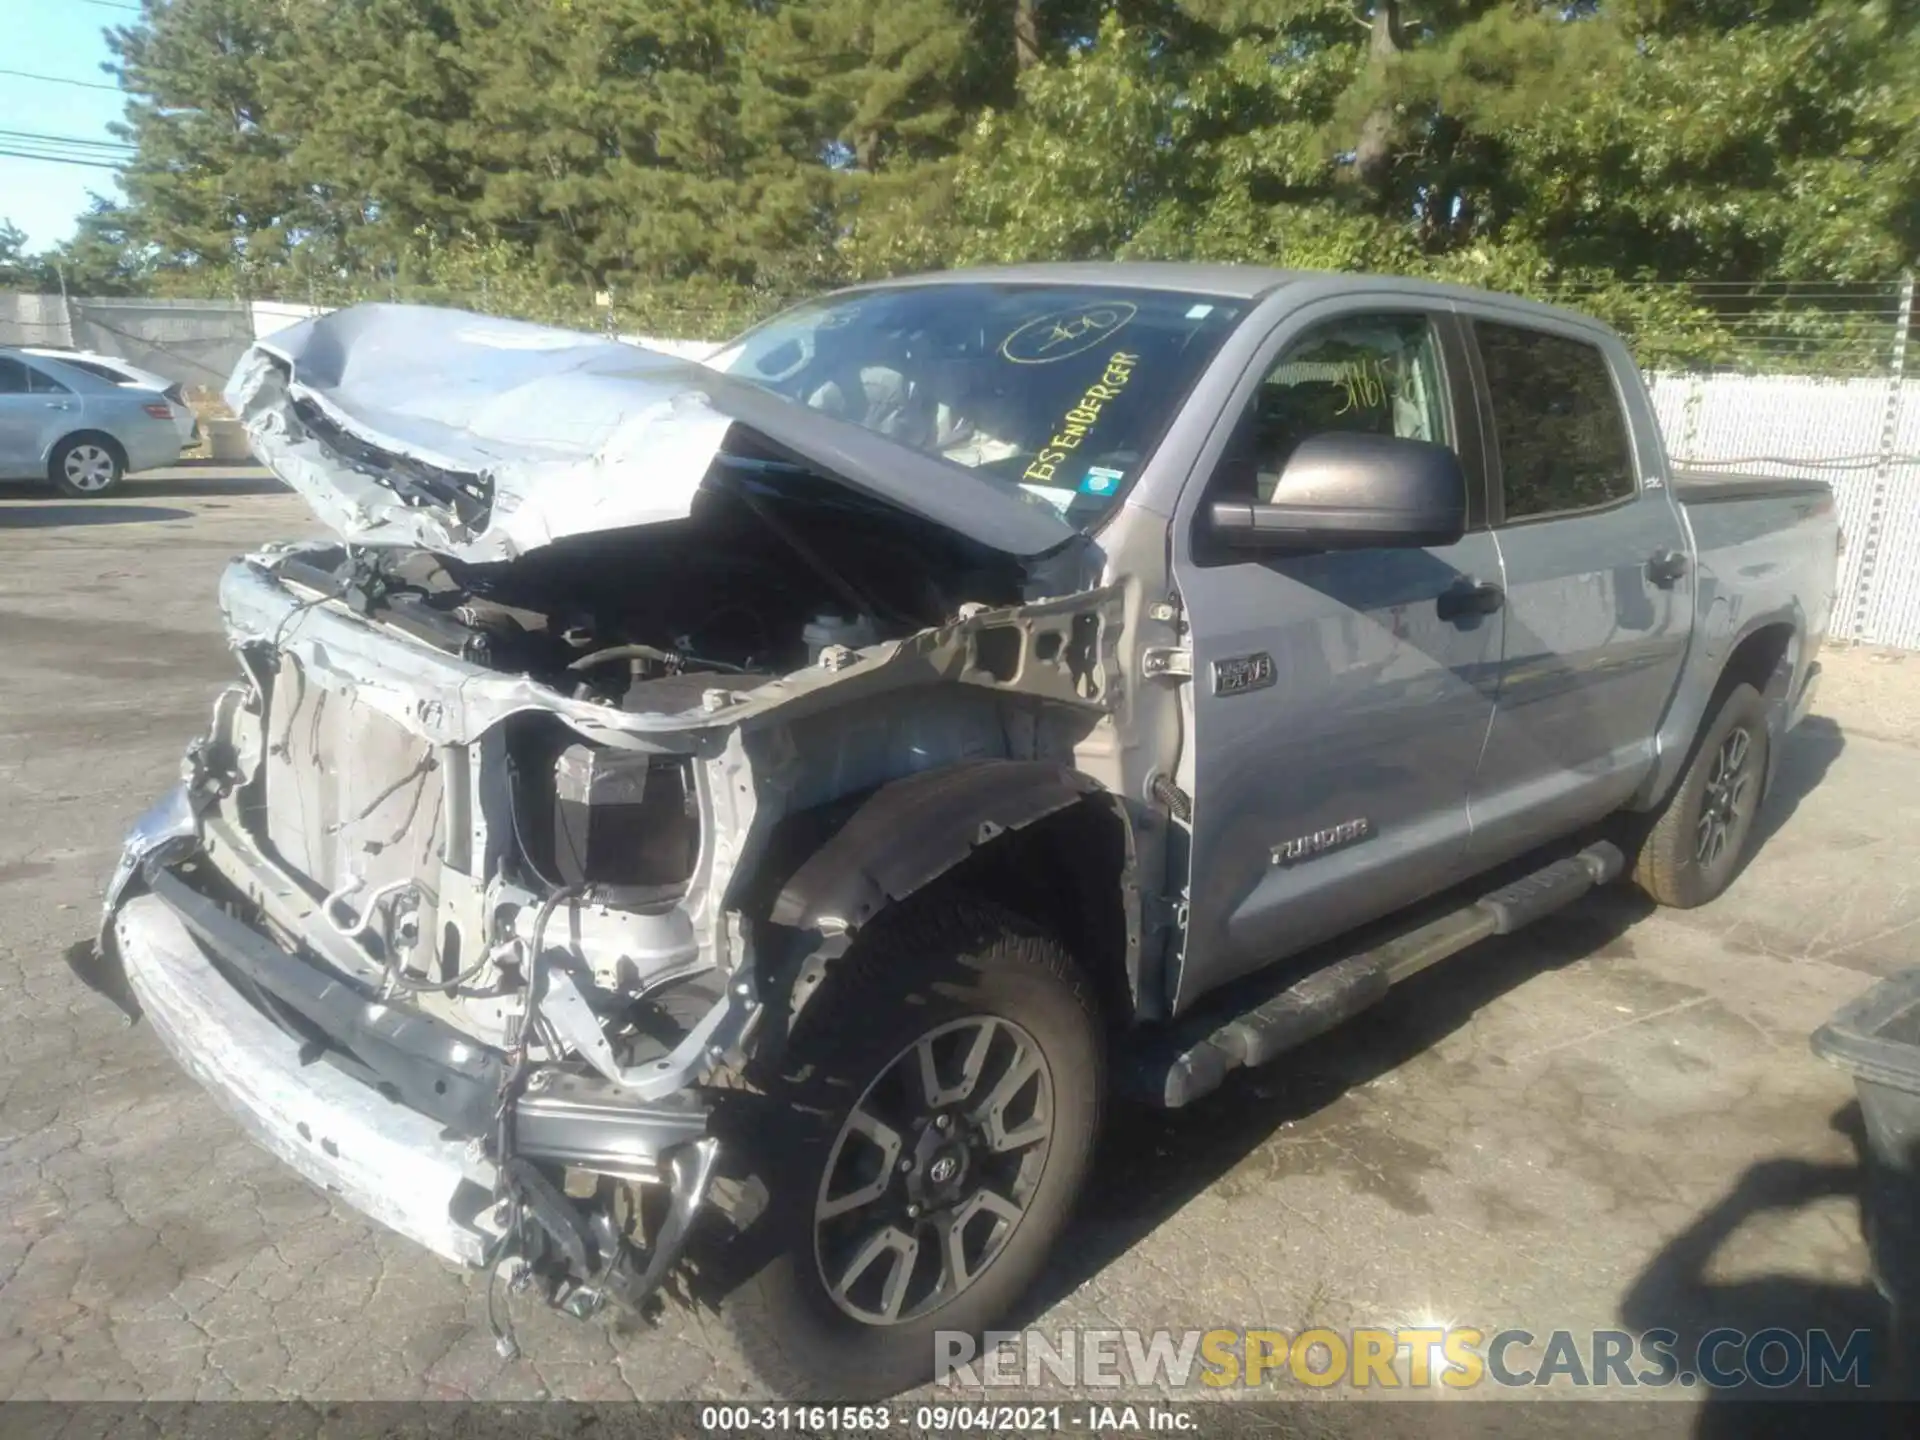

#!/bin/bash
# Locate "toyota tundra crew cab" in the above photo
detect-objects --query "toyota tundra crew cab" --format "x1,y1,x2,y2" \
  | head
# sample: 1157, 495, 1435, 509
75, 266, 1840, 1397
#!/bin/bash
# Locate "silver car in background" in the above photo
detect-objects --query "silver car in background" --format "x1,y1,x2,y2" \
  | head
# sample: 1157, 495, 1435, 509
0, 347, 186, 497
20, 346, 201, 449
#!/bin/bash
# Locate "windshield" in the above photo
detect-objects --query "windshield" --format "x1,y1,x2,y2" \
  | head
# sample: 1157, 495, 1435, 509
707, 284, 1247, 530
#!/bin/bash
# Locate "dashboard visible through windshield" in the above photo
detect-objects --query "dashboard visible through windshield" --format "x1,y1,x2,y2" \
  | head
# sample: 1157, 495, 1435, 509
707, 284, 1248, 530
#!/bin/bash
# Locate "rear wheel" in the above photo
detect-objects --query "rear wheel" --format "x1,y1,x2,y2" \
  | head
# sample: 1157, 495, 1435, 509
723, 893, 1103, 1399
49, 436, 125, 498
1632, 682, 1770, 908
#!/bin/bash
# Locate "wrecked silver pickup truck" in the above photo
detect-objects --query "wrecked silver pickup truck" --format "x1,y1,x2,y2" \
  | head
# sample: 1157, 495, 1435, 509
79, 266, 1838, 1397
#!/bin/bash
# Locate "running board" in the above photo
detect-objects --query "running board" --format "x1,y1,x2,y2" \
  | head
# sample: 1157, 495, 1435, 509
1128, 840, 1624, 1108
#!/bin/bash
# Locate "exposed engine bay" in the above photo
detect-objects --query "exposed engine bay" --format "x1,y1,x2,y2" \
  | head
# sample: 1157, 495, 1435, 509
276, 451, 1035, 712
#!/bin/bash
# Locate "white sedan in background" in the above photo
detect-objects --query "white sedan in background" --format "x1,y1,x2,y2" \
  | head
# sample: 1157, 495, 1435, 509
0, 348, 186, 497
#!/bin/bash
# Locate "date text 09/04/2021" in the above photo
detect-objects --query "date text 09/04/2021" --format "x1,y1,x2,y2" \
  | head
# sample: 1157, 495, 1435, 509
698, 1405, 1197, 1432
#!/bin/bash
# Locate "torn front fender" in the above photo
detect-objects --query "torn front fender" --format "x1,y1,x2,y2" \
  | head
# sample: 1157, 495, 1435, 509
769, 759, 1104, 936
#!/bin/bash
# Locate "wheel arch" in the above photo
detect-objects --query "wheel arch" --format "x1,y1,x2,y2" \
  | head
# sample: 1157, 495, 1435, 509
759, 759, 1143, 1037
1633, 613, 1801, 812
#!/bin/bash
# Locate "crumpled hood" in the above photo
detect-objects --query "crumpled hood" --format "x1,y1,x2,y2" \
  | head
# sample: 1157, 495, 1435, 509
226, 303, 1078, 563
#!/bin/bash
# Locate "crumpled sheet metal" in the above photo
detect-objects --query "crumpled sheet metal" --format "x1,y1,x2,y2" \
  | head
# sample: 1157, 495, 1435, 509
226, 304, 737, 563
225, 301, 1080, 564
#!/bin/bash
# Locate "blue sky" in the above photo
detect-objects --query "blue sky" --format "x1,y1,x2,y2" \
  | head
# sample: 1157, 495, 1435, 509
0, 0, 136, 250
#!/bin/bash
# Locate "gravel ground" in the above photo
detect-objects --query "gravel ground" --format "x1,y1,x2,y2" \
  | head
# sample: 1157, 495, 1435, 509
2, 467, 1915, 1419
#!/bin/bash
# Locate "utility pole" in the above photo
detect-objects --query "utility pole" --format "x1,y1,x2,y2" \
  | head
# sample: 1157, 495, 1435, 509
54, 260, 73, 348
1851, 271, 1915, 643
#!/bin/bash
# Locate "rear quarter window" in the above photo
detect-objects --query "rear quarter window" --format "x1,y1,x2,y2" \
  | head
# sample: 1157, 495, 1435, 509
1476, 321, 1636, 522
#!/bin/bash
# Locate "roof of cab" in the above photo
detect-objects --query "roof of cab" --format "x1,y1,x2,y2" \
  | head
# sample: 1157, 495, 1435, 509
831, 262, 1624, 340
844, 261, 1305, 301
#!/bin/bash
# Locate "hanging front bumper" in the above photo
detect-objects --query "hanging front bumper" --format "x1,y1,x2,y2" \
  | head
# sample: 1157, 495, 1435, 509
111, 889, 502, 1267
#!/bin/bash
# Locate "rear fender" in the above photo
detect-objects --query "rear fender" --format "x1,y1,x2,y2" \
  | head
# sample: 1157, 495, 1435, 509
1631, 607, 1802, 811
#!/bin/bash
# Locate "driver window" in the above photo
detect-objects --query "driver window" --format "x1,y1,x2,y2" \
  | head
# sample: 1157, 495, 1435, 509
1222, 313, 1450, 502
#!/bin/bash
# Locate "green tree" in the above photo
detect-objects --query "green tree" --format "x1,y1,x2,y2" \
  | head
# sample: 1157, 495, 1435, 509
91, 0, 1917, 358
271, 0, 485, 282
108, 0, 309, 290
451, 0, 836, 293
44, 200, 157, 297
905, 0, 1916, 364
0, 221, 52, 290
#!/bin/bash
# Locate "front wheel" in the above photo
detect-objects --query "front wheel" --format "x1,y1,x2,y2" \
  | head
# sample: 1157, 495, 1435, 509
50, 436, 125, 498
1632, 682, 1771, 908
723, 894, 1103, 1399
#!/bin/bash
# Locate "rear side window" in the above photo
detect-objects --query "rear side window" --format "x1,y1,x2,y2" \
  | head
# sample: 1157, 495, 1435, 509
1476, 321, 1636, 521
0, 357, 29, 395
25, 365, 70, 395
56, 357, 123, 383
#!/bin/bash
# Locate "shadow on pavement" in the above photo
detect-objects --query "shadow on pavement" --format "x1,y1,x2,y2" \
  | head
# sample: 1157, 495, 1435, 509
1020, 880, 1660, 1318
1012, 726, 1856, 1361
127, 471, 284, 498
0, 500, 193, 527
1618, 1105, 1896, 1430
1753, 715, 1845, 853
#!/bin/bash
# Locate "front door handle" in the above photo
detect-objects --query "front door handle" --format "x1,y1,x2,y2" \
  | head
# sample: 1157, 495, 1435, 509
1437, 579, 1505, 622
1647, 548, 1689, 586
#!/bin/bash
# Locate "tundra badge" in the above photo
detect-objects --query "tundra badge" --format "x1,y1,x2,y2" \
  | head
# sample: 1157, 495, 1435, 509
1272, 818, 1372, 866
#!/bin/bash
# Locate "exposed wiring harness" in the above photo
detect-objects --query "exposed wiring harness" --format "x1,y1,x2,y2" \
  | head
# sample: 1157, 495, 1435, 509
486, 881, 582, 1359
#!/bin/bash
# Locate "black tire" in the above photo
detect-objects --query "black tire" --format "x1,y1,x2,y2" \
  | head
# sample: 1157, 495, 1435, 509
722, 892, 1103, 1399
1632, 682, 1770, 908
49, 434, 126, 498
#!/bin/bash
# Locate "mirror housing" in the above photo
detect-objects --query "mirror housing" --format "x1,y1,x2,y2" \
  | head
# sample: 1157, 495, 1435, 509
1210, 432, 1468, 552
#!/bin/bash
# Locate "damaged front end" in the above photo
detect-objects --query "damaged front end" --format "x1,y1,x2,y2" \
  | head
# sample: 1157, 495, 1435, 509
80, 304, 1130, 1338
86, 554, 761, 1324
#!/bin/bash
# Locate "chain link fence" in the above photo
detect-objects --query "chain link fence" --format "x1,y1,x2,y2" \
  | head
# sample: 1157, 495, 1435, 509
5, 276, 1916, 647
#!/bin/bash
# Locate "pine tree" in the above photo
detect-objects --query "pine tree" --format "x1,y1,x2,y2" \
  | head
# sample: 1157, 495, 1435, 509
108, 0, 308, 289
0, 222, 51, 290
93, 0, 1917, 333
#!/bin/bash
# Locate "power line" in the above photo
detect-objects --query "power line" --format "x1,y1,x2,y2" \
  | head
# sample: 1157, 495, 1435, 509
0, 67, 122, 93
0, 128, 134, 152
0, 148, 125, 170
68, 0, 144, 12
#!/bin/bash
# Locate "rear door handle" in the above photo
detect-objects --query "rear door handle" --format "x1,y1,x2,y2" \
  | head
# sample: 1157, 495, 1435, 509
1647, 548, 1689, 586
43, 401, 74, 411
1437, 579, 1505, 621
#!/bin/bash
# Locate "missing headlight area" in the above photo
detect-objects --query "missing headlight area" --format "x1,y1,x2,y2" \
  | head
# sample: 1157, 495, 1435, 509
513, 727, 701, 896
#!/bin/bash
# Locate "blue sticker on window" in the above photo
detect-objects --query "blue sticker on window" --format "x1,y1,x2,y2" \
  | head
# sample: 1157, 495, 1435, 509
1081, 466, 1124, 496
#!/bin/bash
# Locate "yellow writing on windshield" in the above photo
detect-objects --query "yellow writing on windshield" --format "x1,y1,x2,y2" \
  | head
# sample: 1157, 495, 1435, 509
1023, 352, 1139, 483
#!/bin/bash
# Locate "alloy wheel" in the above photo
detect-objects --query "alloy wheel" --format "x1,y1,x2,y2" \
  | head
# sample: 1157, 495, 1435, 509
812, 1015, 1053, 1325
1695, 724, 1756, 871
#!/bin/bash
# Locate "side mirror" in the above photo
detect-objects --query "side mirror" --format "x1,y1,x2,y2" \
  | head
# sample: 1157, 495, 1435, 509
1209, 432, 1468, 552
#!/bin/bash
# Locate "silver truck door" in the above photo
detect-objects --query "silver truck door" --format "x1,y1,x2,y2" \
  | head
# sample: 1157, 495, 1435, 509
1463, 314, 1692, 863
1167, 302, 1504, 1012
